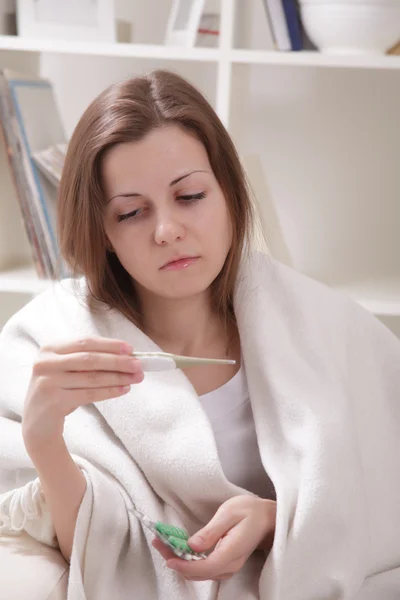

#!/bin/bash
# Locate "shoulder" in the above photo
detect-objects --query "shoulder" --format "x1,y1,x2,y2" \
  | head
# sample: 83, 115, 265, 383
250, 253, 398, 344
236, 251, 399, 359
236, 251, 356, 320
236, 251, 400, 383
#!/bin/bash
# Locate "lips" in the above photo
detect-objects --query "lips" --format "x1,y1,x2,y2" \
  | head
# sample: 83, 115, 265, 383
160, 256, 199, 270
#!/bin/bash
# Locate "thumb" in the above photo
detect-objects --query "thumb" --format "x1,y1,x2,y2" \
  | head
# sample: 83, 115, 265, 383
188, 507, 238, 551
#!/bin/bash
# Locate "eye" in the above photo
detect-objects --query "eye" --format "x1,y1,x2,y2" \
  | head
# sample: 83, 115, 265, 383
176, 191, 206, 203
117, 208, 144, 223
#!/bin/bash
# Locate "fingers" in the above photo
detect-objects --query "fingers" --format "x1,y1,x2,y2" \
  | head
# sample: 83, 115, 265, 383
152, 538, 176, 561
63, 384, 133, 408
166, 528, 247, 580
167, 552, 238, 581
204, 522, 254, 567
185, 574, 233, 581
152, 538, 234, 582
36, 351, 142, 375
153, 537, 236, 583
188, 499, 245, 553
23, 339, 138, 448
38, 337, 138, 374
52, 369, 144, 390
63, 352, 141, 374
42, 337, 132, 356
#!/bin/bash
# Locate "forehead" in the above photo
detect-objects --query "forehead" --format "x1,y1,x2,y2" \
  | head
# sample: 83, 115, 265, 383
101, 125, 210, 191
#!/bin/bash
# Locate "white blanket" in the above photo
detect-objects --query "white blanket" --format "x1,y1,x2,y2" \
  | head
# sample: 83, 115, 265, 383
1, 252, 400, 599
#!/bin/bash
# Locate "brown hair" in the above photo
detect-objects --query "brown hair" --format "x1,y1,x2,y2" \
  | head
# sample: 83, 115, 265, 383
58, 69, 255, 330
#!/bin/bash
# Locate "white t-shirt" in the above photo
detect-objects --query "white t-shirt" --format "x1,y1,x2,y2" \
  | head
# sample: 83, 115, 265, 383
199, 365, 276, 500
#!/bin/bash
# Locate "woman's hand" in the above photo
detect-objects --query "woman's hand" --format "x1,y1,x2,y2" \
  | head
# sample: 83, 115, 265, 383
22, 337, 143, 456
152, 495, 276, 582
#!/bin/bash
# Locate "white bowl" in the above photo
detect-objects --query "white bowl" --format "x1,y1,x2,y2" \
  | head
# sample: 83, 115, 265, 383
299, 2, 400, 54
301, 0, 400, 4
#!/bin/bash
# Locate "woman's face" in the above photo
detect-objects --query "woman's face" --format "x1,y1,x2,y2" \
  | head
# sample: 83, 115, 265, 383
102, 125, 232, 302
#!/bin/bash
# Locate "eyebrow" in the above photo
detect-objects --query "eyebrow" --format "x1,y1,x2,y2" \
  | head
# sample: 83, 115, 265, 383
107, 169, 209, 203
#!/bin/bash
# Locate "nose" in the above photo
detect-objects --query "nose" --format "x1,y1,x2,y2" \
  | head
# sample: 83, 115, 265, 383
154, 212, 185, 246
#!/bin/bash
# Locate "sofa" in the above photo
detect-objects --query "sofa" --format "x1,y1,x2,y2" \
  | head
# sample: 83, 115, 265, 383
0, 533, 68, 600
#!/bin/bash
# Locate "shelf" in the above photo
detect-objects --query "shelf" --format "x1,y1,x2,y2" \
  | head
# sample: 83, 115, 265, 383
0, 36, 398, 69
0, 35, 220, 62
232, 49, 400, 70
0, 266, 52, 294
331, 278, 400, 317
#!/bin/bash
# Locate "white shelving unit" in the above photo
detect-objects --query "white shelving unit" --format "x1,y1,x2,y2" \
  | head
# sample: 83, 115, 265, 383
326, 278, 400, 318
0, 0, 399, 336
0, 266, 51, 295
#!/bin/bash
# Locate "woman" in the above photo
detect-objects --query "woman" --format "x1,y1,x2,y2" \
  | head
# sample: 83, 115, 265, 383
1, 69, 400, 600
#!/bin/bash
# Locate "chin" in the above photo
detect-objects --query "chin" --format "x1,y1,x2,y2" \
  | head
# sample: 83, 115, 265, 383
162, 284, 211, 300
157, 274, 215, 300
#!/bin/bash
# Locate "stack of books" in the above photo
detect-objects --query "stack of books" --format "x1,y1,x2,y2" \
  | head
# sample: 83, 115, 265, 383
0, 69, 68, 279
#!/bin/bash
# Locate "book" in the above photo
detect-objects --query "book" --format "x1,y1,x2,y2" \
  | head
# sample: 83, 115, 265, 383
0, 69, 69, 279
282, 0, 303, 51
0, 110, 46, 277
0, 72, 49, 277
32, 143, 67, 187
262, 0, 303, 51
196, 13, 219, 48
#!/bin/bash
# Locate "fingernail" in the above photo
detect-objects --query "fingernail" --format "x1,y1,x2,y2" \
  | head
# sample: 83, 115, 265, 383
120, 343, 133, 354
130, 358, 141, 371
189, 535, 203, 546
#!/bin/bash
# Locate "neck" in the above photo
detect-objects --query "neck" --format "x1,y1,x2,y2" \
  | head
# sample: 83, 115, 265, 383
139, 290, 230, 357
